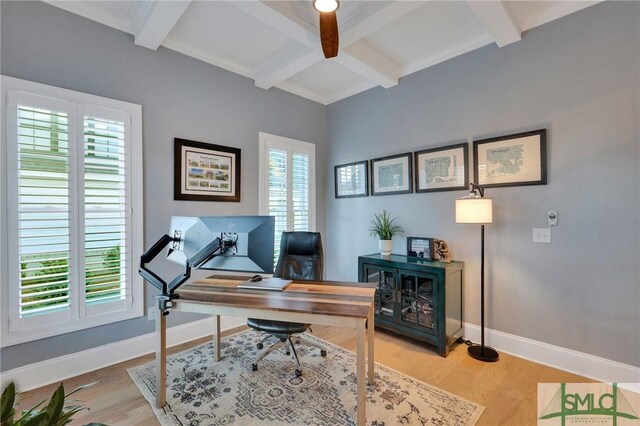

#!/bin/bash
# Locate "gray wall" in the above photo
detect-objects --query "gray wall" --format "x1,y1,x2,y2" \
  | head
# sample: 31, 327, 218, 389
0, 1, 327, 370
325, 2, 640, 367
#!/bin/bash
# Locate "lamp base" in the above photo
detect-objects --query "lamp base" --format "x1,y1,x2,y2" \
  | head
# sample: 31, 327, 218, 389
468, 344, 499, 362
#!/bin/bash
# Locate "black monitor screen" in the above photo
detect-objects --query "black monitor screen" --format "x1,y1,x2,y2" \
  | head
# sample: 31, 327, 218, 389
167, 215, 275, 274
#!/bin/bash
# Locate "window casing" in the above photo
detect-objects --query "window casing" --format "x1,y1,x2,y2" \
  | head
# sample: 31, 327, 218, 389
1, 76, 143, 347
258, 132, 316, 262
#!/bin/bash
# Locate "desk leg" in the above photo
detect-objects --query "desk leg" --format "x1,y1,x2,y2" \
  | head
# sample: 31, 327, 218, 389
155, 312, 167, 408
367, 304, 375, 385
212, 315, 221, 362
356, 319, 366, 426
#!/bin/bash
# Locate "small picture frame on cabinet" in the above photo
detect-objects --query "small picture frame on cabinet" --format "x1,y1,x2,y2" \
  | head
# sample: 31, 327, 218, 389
407, 237, 434, 260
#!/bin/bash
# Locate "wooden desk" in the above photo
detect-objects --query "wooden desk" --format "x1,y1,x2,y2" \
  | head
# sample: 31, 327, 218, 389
154, 276, 376, 425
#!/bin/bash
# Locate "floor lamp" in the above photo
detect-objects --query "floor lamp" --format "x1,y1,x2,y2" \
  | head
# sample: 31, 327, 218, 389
455, 183, 499, 362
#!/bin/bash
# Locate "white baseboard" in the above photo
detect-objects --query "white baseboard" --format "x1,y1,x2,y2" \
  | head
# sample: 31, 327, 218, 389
463, 322, 640, 387
1, 316, 246, 392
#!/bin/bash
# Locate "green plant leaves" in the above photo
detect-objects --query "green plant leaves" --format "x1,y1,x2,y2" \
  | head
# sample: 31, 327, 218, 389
369, 210, 404, 240
1, 381, 16, 424
0, 382, 103, 426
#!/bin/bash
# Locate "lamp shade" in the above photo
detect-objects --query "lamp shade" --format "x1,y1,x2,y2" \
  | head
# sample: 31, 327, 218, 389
455, 196, 493, 224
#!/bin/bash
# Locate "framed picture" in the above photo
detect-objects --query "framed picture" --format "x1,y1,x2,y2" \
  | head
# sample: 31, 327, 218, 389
174, 138, 241, 202
407, 237, 434, 260
474, 129, 547, 188
415, 142, 468, 193
370, 152, 413, 196
335, 160, 369, 198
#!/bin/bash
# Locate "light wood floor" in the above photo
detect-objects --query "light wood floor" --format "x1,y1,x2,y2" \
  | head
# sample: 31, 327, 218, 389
13, 325, 592, 425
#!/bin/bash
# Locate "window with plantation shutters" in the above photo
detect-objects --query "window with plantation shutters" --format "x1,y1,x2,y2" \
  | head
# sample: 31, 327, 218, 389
1, 76, 143, 346
259, 133, 316, 264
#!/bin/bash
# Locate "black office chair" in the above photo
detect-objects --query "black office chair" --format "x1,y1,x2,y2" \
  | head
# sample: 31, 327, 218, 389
247, 232, 327, 377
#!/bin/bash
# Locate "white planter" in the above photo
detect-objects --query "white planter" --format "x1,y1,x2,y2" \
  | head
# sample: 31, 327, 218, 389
379, 240, 392, 256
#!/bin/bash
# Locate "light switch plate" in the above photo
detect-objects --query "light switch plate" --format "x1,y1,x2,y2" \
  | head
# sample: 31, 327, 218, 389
533, 228, 551, 243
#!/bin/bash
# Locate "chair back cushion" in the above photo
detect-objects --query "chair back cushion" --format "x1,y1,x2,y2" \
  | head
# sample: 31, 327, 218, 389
274, 232, 323, 281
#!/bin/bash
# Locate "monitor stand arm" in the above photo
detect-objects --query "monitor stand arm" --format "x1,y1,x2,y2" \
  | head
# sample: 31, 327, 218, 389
138, 235, 224, 315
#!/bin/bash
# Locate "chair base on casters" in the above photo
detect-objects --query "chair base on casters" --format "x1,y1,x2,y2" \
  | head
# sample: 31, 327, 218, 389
251, 332, 327, 377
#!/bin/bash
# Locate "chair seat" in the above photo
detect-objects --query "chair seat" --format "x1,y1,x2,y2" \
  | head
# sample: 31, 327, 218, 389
247, 318, 309, 335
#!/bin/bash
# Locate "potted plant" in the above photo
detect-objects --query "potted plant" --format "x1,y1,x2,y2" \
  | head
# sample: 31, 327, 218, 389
1, 381, 104, 426
369, 210, 404, 256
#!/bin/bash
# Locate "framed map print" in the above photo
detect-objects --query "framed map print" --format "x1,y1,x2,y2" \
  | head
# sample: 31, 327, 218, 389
415, 142, 468, 193
174, 138, 241, 201
474, 129, 547, 188
335, 160, 368, 198
370, 152, 413, 196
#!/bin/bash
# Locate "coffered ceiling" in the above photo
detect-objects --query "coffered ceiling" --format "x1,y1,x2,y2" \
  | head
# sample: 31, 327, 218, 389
44, 0, 602, 105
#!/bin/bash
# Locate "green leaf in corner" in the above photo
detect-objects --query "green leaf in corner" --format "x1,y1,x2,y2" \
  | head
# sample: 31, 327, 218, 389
63, 382, 99, 400
1, 382, 17, 424
44, 384, 65, 423
21, 411, 48, 426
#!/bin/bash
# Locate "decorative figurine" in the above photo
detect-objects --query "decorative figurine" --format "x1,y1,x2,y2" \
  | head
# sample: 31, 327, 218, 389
434, 239, 451, 263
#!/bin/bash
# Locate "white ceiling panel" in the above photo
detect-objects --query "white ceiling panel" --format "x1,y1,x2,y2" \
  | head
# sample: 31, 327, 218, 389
506, 1, 603, 31
163, 1, 295, 74
43, 0, 604, 105
363, 1, 489, 74
285, 59, 368, 98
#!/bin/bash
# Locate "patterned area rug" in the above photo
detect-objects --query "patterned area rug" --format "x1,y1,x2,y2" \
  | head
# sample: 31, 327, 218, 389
128, 330, 484, 425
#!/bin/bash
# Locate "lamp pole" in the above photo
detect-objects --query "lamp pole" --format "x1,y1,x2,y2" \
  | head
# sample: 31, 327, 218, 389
480, 223, 485, 351
459, 183, 499, 362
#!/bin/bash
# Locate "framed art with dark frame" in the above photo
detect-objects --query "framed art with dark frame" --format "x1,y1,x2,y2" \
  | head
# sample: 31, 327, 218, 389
474, 129, 547, 188
335, 160, 369, 198
415, 142, 468, 193
407, 237, 434, 260
370, 152, 413, 196
174, 138, 241, 202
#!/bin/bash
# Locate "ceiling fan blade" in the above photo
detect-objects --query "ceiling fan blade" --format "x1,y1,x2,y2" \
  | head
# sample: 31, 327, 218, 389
319, 11, 339, 58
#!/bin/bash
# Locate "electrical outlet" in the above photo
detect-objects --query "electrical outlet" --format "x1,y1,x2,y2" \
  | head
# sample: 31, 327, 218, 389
148, 307, 158, 321
533, 228, 551, 243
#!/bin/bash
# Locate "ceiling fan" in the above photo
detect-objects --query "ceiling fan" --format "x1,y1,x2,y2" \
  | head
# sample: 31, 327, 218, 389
313, 0, 339, 58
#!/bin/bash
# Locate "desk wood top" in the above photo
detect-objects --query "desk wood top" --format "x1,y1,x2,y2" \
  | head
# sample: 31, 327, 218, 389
175, 276, 376, 319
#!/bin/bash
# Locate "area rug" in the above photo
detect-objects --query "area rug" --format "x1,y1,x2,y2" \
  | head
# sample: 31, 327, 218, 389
128, 329, 484, 425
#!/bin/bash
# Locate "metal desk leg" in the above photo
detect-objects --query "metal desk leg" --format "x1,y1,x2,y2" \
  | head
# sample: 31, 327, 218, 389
155, 312, 167, 408
212, 315, 221, 362
356, 319, 366, 426
367, 304, 375, 384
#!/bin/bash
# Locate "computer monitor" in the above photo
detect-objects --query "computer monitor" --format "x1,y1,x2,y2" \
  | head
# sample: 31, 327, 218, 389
166, 215, 275, 274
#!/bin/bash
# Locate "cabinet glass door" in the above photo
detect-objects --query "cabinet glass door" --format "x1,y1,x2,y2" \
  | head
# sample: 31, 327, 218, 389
363, 265, 395, 320
399, 273, 435, 332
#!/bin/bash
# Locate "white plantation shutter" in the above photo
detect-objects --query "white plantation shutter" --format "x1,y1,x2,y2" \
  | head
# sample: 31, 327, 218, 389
259, 133, 315, 264
291, 153, 310, 231
267, 148, 289, 261
82, 109, 132, 316
12, 102, 74, 330
2, 76, 143, 346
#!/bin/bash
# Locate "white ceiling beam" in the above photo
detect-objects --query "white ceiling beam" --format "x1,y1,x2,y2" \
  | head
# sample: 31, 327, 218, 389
254, 42, 324, 90
238, 1, 419, 90
466, 0, 521, 48
339, 42, 401, 89
131, 0, 192, 50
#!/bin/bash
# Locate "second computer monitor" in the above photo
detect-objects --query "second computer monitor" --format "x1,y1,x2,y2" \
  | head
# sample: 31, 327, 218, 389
167, 215, 275, 274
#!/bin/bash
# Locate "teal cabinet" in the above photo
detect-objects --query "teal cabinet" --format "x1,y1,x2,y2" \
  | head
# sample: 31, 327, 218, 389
358, 254, 463, 357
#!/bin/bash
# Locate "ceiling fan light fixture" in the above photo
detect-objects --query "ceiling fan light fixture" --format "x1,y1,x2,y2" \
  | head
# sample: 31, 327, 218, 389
313, 0, 339, 13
